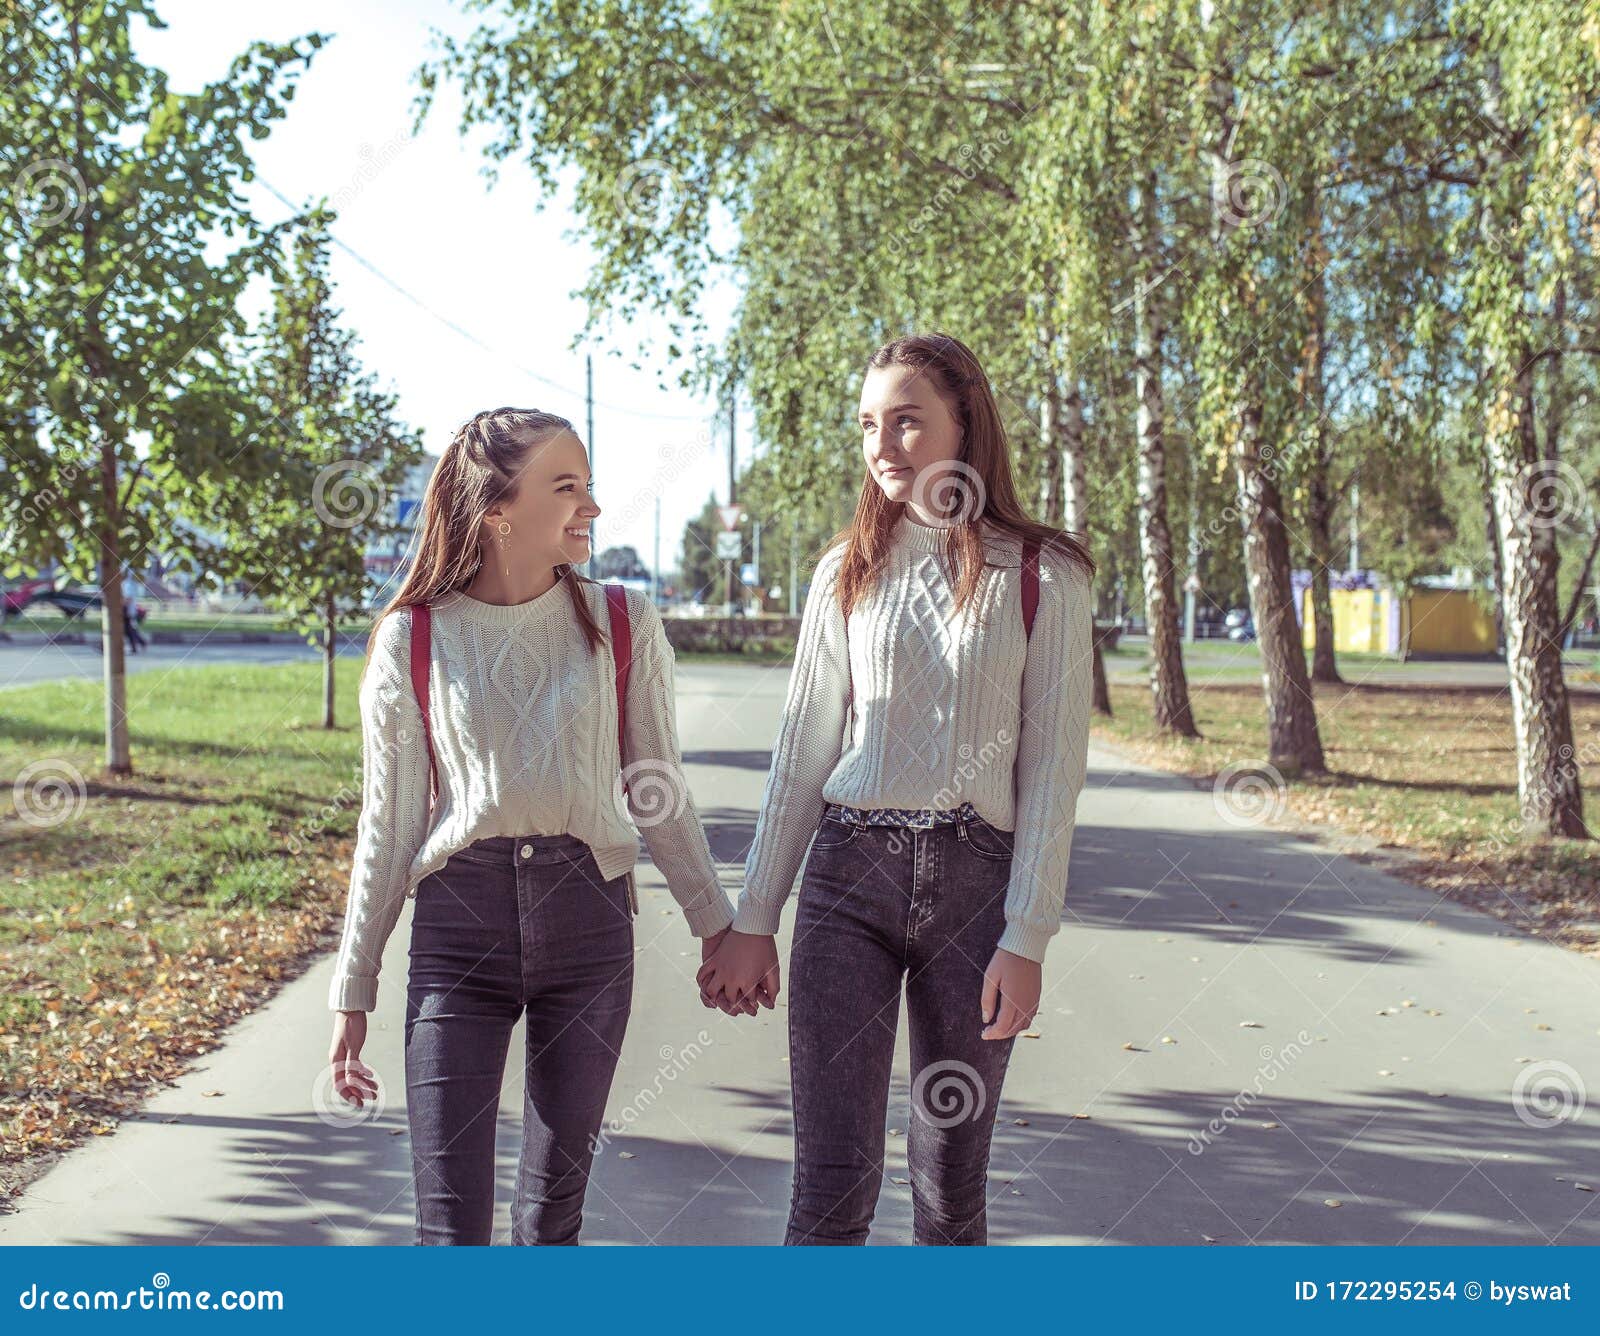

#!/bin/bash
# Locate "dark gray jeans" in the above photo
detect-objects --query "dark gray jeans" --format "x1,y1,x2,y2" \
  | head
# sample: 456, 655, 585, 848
785, 809, 1020, 1245
404, 832, 635, 1245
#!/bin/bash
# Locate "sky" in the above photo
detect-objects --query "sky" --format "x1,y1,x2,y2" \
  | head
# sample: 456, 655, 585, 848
132, 0, 749, 578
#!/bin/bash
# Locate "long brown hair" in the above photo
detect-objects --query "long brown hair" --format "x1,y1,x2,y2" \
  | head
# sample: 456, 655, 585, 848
826, 331, 1095, 621
364, 407, 607, 675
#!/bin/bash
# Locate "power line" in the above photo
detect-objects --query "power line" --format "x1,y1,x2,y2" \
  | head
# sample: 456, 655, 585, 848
255, 177, 715, 424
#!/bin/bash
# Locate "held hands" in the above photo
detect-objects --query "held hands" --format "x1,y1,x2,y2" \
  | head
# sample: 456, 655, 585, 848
697, 927, 780, 1017
981, 948, 1042, 1040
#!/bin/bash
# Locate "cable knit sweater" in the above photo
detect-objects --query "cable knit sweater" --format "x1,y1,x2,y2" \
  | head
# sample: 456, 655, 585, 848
328, 579, 736, 1012
730, 514, 1095, 962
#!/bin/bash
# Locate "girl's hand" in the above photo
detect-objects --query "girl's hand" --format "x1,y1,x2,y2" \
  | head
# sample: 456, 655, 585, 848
696, 925, 747, 1016
697, 930, 780, 1015
980, 948, 1041, 1040
700, 924, 731, 969
329, 1010, 379, 1107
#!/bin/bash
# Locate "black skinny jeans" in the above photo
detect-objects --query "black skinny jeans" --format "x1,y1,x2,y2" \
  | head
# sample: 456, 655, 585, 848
404, 832, 635, 1245
785, 809, 1021, 1245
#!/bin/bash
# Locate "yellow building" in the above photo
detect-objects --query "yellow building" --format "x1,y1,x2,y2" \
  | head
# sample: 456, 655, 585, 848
1302, 584, 1497, 656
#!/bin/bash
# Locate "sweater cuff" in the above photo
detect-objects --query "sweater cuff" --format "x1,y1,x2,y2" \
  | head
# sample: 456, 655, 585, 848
680, 888, 737, 937
329, 975, 378, 1013
731, 897, 784, 936
997, 919, 1054, 964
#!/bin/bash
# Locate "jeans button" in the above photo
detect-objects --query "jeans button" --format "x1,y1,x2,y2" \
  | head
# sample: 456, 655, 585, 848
520, 843, 533, 859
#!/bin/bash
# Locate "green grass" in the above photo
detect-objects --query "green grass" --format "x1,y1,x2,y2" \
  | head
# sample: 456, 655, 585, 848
0, 659, 368, 1189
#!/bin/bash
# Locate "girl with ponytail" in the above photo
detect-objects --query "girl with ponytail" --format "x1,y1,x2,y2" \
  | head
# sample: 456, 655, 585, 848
325, 408, 735, 1245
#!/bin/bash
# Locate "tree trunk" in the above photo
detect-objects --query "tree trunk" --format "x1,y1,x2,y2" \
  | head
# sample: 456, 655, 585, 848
1056, 366, 1111, 717
1307, 482, 1342, 684
1204, 28, 1324, 776
1303, 195, 1342, 684
323, 592, 337, 729
1485, 367, 1584, 836
1478, 72, 1585, 839
1130, 170, 1198, 737
75, 9, 131, 777
1483, 463, 1505, 650
99, 437, 131, 776
1039, 381, 1062, 525
1061, 378, 1088, 539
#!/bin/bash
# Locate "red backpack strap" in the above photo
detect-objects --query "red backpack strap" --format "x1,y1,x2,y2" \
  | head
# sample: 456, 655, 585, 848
409, 603, 438, 802
605, 584, 633, 797
1021, 539, 1041, 640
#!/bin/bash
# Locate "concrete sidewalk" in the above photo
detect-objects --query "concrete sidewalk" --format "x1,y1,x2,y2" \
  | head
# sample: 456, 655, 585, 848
3, 660, 1598, 1245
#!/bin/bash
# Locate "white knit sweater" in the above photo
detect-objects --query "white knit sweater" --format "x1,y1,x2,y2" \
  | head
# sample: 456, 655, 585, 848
730, 515, 1094, 962
328, 579, 736, 1012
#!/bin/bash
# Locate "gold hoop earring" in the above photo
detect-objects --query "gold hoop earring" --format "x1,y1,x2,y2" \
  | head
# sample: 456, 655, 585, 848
495, 520, 511, 578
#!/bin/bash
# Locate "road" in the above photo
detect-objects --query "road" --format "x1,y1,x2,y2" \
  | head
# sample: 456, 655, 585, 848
5, 628, 1597, 695
2, 658, 1598, 1245
0, 635, 366, 692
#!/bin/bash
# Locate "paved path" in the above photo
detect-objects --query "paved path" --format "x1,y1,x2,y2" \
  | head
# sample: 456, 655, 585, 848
3, 660, 1598, 1245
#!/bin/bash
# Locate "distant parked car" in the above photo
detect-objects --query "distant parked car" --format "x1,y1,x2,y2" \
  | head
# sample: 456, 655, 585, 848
2, 577, 57, 618
18, 584, 147, 623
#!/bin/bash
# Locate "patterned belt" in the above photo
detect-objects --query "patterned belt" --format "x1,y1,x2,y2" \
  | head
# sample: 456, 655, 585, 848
821, 799, 984, 830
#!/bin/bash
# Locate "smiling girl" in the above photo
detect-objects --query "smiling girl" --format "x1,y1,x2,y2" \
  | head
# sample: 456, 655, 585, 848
699, 333, 1096, 1245
326, 407, 735, 1245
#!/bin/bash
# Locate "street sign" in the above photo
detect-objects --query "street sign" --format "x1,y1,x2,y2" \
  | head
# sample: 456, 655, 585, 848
740, 562, 758, 584
715, 530, 741, 559
717, 505, 742, 531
